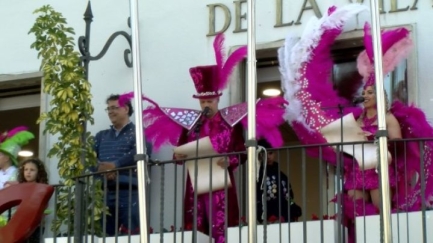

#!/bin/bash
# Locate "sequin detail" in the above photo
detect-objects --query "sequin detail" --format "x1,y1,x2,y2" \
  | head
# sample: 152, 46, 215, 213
180, 111, 245, 243
220, 103, 247, 127
344, 124, 396, 190
160, 107, 201, 130
296, 70, 334, 131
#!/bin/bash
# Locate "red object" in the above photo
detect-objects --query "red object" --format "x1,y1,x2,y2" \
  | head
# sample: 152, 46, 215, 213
0, 183, 54, 243
268, 215, 278, 223
235, 216, 248, 226
311, 214, 338, 221
267, 215, 285, 224
184, 223, 193, 231
119, 225, 141, 235
190, 66, 222, 99
189, 34, 247, 99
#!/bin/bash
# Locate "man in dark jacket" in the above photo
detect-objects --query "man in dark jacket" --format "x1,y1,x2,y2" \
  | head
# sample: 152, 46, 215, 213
256, 139, 302, 223
94, 94, 152, 235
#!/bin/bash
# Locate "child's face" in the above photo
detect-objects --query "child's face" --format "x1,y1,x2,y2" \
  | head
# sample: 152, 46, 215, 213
24, 162, 38, 182
266, 151, 276, 164
0, 152, 10, 169
259, 151, 276, 165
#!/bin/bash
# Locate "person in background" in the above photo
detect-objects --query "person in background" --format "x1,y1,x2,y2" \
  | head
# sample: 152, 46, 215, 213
392, 80, 408, 104
278, 8, 433, 242
5, 158, 49, 243
174, 94, 246, 242
93, 94, 152, 236
256, 139, 302, 223
123, 33, 287, 243
0, 126, 34, 225
0, 151, 17, 190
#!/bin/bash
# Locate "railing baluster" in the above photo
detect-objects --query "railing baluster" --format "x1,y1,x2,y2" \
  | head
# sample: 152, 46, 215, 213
181, 163, 186, 243
128, 169, 133, 242
277, 149, 282, 243
173, 161, 178, 243
287, 147, 291, 243
84, 177, 89, 243
208, 157, 213, 243
102, 175, 107, 243
90, 177, 96, 243
114, 171, 119, 242
302, 147, 307, 243
420, 141, 427, 243
319, 145, 324, 243
160, 164, 165, 243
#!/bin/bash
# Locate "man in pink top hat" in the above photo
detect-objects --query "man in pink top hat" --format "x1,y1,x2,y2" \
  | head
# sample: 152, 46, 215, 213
174, 62, 247, 243
119, 34, 288, 243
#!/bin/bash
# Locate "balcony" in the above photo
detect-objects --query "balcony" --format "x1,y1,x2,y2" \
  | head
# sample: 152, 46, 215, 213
2, 138, 432, 243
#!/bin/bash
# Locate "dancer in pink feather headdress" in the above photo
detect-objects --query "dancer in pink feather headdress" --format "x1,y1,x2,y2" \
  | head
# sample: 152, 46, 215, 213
346, 23, 412, 213
279, 3, 433, 242
119, 33, 287, 243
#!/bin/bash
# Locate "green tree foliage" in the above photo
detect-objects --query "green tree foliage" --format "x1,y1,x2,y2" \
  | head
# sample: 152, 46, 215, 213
29, 5, 107, 235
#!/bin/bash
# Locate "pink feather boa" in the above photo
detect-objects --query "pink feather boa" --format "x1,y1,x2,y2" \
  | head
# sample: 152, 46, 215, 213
213, 34, 225, 72
210, 33, 248, 92
357, 23, 413, 85
219, 46, 247, 90
7, 126, 29, 138
0, 126, 32, 146
142, 104, 184, 153
391, 101, 433, 210
118, 91, 184, 152
118, 91, 143, 107
240, 97, 288, 148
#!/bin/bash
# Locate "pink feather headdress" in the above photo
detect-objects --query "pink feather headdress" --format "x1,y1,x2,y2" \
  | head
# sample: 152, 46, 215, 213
0, 126, 29, 143
357, 23, 413, 88
190, 34, 247, 99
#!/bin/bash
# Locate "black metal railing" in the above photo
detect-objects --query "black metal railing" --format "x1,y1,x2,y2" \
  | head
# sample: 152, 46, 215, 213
31, 138, 433, 243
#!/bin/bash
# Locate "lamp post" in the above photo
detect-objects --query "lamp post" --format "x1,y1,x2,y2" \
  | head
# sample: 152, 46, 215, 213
78, 1, 133, 75
246, 0, 258, 242
75, 2, 150, 241
368, 0, 393, 242
127, 0, 150, 242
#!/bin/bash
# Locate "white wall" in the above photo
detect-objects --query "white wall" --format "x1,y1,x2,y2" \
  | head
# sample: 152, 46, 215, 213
1, 0, 433, 232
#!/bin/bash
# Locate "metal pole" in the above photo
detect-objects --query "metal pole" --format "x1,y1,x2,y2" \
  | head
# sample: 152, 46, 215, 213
129, 0, 149, 242
368, 0, 392, 242
246, 0, 257, 242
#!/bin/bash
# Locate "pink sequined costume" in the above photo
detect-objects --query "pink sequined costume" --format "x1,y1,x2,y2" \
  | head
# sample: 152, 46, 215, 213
278, 2, 433, 235
344, 125, 395, 192
119, 34, 287, 243
354, 22, 433, 213
177, 111, 245, 243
